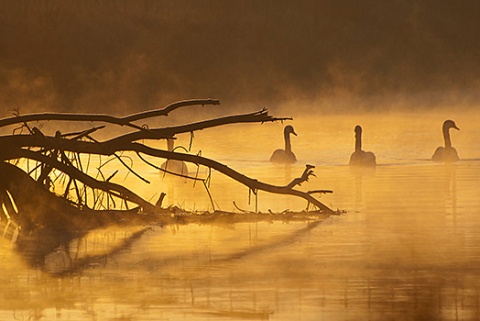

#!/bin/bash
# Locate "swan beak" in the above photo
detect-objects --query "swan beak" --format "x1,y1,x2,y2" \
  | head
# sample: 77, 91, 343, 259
454, 125, 460, 130
292, 130, 297, 136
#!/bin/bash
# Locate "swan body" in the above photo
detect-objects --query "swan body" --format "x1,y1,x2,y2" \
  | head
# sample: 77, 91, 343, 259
160, 138, 188, 175
270, 125, 297, 164
161, 159, 188, 175
349, 125, 376, 167
432, 120, 459, 162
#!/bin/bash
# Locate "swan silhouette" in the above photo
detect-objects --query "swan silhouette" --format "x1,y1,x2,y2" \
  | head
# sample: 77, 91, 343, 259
270, 125, 297, 164
432, 120, 460, 162
160, 138, 188, 175
349, 125, 376, 167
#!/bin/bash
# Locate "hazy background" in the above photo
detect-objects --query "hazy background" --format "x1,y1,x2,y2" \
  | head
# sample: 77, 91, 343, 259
1, 0, 480, 116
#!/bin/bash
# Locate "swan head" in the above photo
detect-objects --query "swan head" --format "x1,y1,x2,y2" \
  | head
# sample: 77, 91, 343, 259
284, 125, 297, 136
354, 125, 363, 139
443, 120, 459, 131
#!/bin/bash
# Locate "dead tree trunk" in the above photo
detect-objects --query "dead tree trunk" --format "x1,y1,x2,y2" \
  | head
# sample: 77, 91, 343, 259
0, 99, 337, 225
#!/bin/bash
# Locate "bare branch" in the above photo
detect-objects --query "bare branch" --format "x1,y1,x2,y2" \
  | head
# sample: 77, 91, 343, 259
287, 164, 316, 188
105, 107, 292, 145
0, 108, 292, 152
5, 138, 334, 213
12, 149, 158, 213
0, 99, 221, 131
308, 190, 333, 194
123, 98, 220, 122
0, 99, 339, 243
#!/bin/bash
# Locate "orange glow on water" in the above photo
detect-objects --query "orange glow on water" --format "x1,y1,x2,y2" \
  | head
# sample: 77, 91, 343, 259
2, 112, 480, 320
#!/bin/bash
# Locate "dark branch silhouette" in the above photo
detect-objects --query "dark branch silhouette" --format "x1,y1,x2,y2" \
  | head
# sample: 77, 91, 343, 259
0, 101, 335, 214
0, 99, 220, 131
0, 99, 339, 273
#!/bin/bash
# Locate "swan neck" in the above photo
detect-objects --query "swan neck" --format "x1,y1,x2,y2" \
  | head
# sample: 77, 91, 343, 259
443, 127, 452, 148
167, 139, 174, 152
355, 132, 362, 152
284, 131, 292, 152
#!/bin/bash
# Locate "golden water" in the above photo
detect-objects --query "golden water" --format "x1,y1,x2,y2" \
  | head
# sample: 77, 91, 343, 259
1, 112, 480, 320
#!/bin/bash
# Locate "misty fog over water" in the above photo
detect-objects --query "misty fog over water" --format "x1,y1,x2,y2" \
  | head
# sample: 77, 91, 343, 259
1, 1, 480, 320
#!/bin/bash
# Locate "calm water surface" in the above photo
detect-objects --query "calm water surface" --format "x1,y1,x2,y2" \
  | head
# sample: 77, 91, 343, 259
1, 112, 480, 320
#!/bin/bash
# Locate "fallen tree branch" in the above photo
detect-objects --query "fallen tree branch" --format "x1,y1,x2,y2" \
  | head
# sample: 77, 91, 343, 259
0, 99, 343, 279
89, 107, 293, 145
0, 108, 292, 151
0, 99, 220, 131
0, 100, 338, 223
9, 149, 158, 213
123, 98, 220, 122
308, 190, 333, 194
4, 141, 335, 213
287, 164, 316, 188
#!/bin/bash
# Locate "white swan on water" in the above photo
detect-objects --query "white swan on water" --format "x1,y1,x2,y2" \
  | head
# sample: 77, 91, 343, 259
349, 125, 376, 167
432, 120, 460, 162
270, 125, 297, 164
